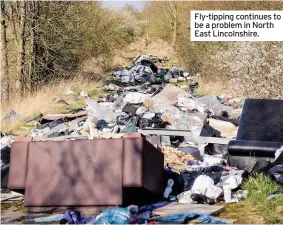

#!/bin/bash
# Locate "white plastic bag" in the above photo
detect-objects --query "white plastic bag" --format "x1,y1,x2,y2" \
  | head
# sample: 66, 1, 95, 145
191, 175, 223, 199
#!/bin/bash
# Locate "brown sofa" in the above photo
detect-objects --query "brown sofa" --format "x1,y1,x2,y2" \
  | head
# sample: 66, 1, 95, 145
8, 133, 164, 208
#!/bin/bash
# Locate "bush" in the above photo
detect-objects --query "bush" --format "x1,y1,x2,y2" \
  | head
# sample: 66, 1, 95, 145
205, 42, 283, 98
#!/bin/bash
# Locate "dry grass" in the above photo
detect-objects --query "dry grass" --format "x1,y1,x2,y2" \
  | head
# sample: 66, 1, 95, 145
194, 76, 233, 97
1, 77, 104, 135
1, 37, 177, 135
80, 58, 104, 74
218, 200, 264, 224
113, 38, 179, 68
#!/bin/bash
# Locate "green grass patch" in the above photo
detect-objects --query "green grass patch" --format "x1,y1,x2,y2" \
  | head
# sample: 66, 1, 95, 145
66, 97, 87, 111
177, 81, 189, 87
243, 173, 283, 223
87, 87, 104, 98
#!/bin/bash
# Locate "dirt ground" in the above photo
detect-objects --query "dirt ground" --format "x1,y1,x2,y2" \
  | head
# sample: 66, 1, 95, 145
1, 199, 265, 224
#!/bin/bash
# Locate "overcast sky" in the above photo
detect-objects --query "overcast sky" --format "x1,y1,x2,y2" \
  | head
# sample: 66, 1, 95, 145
102, 1, 145, 11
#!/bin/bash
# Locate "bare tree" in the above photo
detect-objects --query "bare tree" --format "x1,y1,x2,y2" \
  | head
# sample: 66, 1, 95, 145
17, 0, 27, 95
1, 1, 10, 102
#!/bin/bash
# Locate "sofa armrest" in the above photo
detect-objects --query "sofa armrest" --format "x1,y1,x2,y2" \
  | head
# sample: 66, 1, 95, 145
8, 141, 30, 190
122, 133, 164, 195
142, 140, 164, 194
228, 140, 283, 157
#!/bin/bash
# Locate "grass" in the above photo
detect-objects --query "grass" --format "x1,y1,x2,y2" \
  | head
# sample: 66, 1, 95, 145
220, 174, 283, 224
1, 77, 104, 135
243, 173, 283, 224
218, 200, 264, 224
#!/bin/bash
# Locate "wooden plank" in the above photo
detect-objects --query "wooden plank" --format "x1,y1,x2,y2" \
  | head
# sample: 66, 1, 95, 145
198, 136, 232, 145
153, 202, 224, 216
138, 128, 192, 136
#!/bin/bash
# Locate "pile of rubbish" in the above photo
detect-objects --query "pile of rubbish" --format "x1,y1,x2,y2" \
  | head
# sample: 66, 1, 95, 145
24, 83, 241, 144
113, 54, 188, 84
162, 145, 248, 204
2, 54, 283, 224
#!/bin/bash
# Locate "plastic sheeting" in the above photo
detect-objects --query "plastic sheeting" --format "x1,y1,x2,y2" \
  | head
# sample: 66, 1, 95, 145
144, 98, 206, 143
176, 93, 206, 113
114, 64, 153, 84
122, 92, 150, 104
149, 84, 186, 105
198, 95, 233, 115
86, 98, 116, 123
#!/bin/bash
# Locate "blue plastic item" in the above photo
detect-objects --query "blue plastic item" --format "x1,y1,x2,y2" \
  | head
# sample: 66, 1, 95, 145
95, 207, 131, 224
60, 210, 94, 224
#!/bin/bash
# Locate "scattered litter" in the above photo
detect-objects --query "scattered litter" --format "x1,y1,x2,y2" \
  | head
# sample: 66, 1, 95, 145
64, 89, 75, 95
103, 83, 120, 92
266, 193, 283, 201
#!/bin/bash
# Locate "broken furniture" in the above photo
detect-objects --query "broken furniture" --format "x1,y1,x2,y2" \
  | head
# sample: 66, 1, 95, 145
8, 133, 164, 209
227, 99, 283, 171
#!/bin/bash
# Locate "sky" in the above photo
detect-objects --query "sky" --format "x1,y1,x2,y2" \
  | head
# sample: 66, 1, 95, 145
102, 1, 145, 11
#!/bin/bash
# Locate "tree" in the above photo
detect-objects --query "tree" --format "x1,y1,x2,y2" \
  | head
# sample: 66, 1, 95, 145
17, 1, 27, 95
145, 1, 179, 45
1, 1, 140, 103
1, 1, 9, 101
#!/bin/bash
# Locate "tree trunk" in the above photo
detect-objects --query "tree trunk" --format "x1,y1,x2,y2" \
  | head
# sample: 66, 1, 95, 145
1, 2, 10, 102
29, 0, 39, 92
171, 2, 178, 46
18, 1, 27, 96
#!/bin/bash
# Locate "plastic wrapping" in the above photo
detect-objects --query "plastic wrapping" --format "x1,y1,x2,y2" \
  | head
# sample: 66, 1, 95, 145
144, 97, 205, 142
86, 98, 116, 122
191, 175, 223, 199
176, 93, 206, 113
122, 92, 150, 104
198, 95, 233, 115
95, 208, 131, 224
